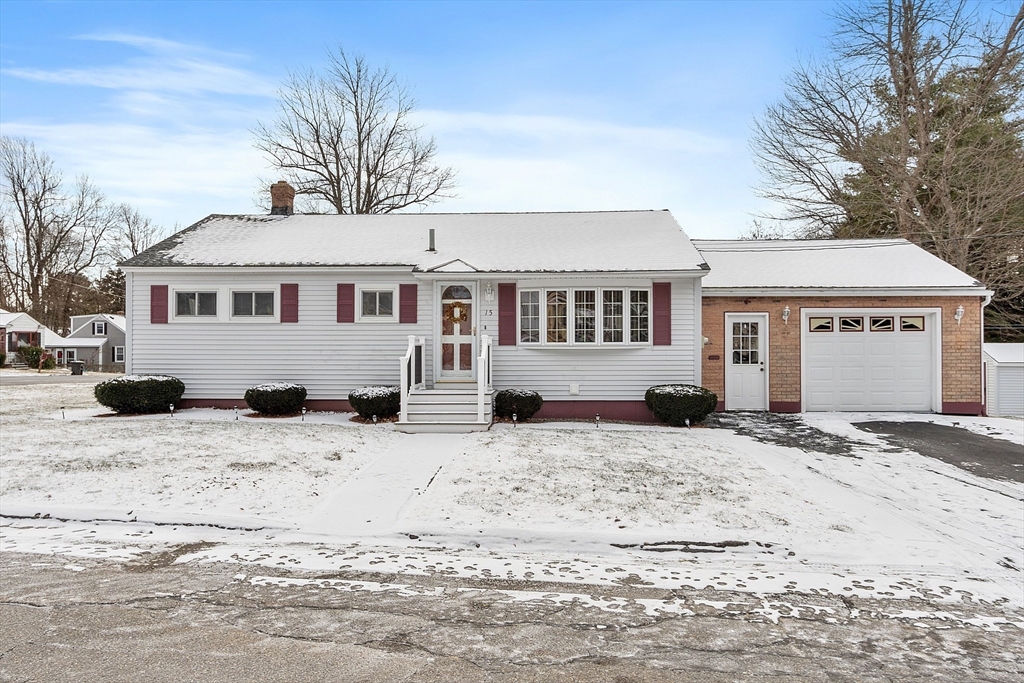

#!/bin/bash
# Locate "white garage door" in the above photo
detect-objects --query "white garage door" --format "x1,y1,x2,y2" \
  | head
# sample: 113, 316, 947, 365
804, 312, 935, 412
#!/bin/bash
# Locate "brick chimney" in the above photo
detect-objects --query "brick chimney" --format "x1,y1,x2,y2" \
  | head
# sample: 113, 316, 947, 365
270, 180, 295, 215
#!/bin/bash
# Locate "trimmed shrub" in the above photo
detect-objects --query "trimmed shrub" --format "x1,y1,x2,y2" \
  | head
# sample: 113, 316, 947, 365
245, 382, 307, 415
40, 355, 56, 370
95, 375, 186, 414
493, 389, 544, 420
17, 345, 45, 368
348, 386, 400, 419
645, 384, 718, 426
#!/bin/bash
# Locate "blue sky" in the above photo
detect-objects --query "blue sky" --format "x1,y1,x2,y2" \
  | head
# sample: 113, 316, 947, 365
0, 0, 839, 238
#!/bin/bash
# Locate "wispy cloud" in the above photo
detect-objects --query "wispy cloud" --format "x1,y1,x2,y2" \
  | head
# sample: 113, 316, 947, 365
3, 33, 274, 97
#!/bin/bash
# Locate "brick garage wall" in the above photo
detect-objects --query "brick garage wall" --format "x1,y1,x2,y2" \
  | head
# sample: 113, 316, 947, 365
701, 295, 985, 415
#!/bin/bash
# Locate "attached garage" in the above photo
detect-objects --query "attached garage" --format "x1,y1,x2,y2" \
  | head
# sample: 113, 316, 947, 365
802, 309, 940, 412
984, 343, 1024, 417
696, 238, 991, 416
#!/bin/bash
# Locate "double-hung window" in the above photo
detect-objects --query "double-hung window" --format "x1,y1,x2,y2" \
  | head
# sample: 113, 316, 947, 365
113, 346, 125, 363
176, 291, 218, 317
520, 287, 651, 345
232, 291, 275, 317
92, 321, 107, 335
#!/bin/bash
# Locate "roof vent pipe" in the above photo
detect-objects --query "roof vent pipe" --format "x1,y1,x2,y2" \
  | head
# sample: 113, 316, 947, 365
428, 228, 436, 252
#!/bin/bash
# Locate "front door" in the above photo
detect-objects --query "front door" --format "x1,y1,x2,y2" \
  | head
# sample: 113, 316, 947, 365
725, 313, 768, 410
439, 283, 475, 380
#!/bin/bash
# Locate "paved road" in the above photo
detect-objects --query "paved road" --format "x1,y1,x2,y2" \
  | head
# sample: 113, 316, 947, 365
2, 550, 1021, 682
0, 372, 119, 386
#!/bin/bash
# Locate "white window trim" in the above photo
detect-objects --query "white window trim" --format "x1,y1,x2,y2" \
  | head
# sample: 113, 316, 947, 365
356, 285, 398, 323
66, 349, 77, 362
518, 286, 652, 347
113, 346, 125, 363
228, 286, 280, 322
93, 321, 106, 335
170, 287, 221, 322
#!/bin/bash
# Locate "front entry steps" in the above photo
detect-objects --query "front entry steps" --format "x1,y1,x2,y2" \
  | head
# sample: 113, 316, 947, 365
397, 384, 493, 433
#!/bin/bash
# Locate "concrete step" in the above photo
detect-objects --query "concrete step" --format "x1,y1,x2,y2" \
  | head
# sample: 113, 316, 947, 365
396, 421, 492, 434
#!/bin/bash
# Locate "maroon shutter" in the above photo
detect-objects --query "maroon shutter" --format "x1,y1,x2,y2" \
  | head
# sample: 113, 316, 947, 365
498, 283, 517, 346
653, 282, 671, 345
151, 285, 168, 324
281, 284, 299, 323
399, 284, 418, 323
337, 284, 355, 323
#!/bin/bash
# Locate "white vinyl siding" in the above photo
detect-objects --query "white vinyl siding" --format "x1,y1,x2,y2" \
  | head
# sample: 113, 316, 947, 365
984, 353, 1024, 417
130, 270, 433, 401
128, 271, 700, 404
490, 278, 698, 401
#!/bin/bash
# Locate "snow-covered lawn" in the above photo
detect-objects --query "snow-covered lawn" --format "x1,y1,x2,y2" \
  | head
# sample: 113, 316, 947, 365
2, 382, 1022, 611
1, 383, 400, 525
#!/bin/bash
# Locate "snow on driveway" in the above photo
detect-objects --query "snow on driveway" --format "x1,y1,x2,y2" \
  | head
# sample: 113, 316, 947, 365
2, 383, 1022, 615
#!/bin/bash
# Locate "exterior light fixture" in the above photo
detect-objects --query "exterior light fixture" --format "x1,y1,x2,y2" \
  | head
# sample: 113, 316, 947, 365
301, 406, 307, 421
169, 404, 175, 417
782, 305, 791, 325
234, 405, 238, 420
61, 406, 65, 420
595, 413, 601, 429
954, 305, 965, 325
512, 412, 518, 427
372, 414, 378, 425
484, 283, 494, 302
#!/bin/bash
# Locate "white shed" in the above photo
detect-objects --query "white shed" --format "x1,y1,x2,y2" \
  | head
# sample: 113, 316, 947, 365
984, 343, 1024, 418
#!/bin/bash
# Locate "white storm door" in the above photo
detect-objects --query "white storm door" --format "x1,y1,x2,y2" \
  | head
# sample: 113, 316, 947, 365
726, 314, 768, 410
438, 283, 476, 380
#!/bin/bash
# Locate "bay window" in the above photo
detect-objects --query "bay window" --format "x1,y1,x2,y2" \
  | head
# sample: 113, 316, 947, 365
519, 287, 651, 346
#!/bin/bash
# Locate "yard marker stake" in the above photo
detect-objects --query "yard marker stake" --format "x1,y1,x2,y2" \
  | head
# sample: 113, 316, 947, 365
61, 406, 65, 420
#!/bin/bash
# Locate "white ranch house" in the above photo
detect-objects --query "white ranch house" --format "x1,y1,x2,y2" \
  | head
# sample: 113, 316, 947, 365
121, 208, 707, 431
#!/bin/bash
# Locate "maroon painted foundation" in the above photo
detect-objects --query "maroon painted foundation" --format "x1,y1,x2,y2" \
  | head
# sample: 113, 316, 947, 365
177, 398, 353, 412
533, 400, 656, 423
940, 401, 984, 416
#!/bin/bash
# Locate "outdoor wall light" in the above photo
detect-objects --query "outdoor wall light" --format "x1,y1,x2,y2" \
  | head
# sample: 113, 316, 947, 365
782, 305, 791, 325
484, 282, 494, 302
954, 305, 965, 325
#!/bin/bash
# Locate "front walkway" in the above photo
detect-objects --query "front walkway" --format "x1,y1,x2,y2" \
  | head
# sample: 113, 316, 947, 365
303, 433, 468, 535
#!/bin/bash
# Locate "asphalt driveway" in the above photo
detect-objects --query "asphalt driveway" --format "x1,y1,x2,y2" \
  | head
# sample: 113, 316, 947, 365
854, 421, 1024, 482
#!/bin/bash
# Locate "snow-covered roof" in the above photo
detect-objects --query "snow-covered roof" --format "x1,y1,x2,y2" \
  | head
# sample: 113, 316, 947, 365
983, 343, 1024, 365
694, 239, 985, 292
121, 211, 708, 273
70, 313, 126, 334
1, 311, 44, 332
42, 328, 68, 346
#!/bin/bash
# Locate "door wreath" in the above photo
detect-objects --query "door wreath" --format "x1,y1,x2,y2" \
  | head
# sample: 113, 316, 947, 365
443, 302, 469, 325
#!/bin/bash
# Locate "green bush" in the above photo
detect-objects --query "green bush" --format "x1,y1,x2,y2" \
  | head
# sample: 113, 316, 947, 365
348, 386, 400, 419
493, 389, 544, 420
0, 351, 5, 366
40, 355, 56, 370
245, 382, 307, 415
17, 345, 45, 368
645, 384, 718, 426
95, 375, 186, 414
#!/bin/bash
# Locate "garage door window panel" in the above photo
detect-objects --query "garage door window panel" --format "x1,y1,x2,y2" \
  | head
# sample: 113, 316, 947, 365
901, 316, 925, 331
870, 317, 894, 332
809, 317, 833, 332
840, 317, 863, 332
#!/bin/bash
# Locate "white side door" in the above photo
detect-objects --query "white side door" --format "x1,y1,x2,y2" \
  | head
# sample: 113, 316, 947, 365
725, 313, 768, 410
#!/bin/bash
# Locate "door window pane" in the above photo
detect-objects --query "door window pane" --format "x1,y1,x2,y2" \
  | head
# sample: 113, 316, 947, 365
546, 290, 567, 343
574, 290, 596, 343
603, 290, 623, 342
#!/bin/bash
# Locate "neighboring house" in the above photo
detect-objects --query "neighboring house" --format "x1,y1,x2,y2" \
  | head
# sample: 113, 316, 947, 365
1, 309, 66, 362
983, 343, 1024, 418
120, 198, 707, 431
694, 239, 991, 415
60, 313, 127, 369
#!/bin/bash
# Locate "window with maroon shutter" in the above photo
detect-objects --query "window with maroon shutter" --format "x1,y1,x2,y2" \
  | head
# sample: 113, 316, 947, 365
498, 283, 517, 345
399, 284, 417, 323
652, 282, 671, 345
150, 285, 168, 324
337, 284, 355, 323
281, 284, 299, 323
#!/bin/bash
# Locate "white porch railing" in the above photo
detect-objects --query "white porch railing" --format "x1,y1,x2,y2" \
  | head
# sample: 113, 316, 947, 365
477, 334, 493, 423
399, 335, 426, 422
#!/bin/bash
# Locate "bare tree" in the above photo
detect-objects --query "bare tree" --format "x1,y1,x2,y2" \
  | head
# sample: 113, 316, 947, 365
752, 0, 1024, 339
110, 202, 163, 260
0, 137, 114, 331
253, 48, 456, 214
